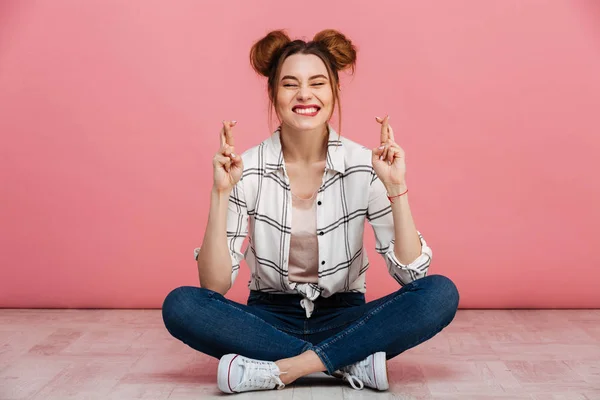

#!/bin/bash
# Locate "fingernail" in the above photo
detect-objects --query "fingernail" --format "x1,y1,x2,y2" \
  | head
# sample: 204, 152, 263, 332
378, 145, 384, 149
232, 120, 237, 124
388, 161, 391, 165
375, 116, 380, 120
379, 155, 383, 160
231, 153, 236, 158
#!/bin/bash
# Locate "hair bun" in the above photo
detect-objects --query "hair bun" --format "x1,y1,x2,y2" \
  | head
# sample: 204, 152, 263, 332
249, 30, 292, 77
313, 29, 357, 74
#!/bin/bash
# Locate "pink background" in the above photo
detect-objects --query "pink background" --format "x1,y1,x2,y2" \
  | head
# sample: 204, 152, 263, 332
1, 1, 599, 308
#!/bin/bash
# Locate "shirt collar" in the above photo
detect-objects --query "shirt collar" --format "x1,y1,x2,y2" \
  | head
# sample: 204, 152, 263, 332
264, 123, 345, 175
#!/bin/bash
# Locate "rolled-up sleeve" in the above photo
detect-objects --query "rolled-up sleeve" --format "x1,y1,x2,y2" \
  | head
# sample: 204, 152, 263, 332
193, 179, 248, 287
366, 171, 432, 286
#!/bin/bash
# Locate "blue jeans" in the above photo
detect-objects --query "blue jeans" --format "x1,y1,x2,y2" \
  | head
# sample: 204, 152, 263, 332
162, 274, 459, 374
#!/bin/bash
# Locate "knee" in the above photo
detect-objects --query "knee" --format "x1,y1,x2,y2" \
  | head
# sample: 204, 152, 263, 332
161, 286, 213, 332
420, 274, 460, 318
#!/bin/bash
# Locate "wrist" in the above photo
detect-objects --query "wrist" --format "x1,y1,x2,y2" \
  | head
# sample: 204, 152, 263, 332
385, 184, 408, 197
212, 186, 232, 198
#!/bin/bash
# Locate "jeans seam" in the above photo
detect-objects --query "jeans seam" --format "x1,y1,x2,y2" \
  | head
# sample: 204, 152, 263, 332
318, 288, 408, 351
301, 342, 314, 353
310, 346, 335, 374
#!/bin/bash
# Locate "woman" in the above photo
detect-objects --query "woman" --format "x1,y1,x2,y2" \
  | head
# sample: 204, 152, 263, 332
162, 29, 459, 394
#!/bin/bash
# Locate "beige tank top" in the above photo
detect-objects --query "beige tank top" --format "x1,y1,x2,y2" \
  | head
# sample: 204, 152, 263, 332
288, 193, 319, 283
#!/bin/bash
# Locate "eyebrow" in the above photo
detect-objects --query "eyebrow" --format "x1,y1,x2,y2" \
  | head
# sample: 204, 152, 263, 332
280, 74, 329, 81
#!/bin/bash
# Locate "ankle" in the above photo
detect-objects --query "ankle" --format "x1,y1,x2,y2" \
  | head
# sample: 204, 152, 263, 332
274, 350, 326, 385
275, 361, 298, 385
386, 359, 389, 381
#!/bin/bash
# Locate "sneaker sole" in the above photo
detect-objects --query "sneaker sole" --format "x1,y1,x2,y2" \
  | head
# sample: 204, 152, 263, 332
217, 354, 239, 393
372, 352, 389, 390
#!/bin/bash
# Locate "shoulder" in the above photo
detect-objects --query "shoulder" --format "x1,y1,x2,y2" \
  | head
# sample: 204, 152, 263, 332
238, 138, 270, 168
339, 135, 375, 169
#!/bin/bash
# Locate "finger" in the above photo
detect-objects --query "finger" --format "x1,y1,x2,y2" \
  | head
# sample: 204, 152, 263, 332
372, 145, 383, 163
376, 116, 386, 144
387, 141, 404, 157
380, 144, 390, 161
222, 121, 230, 146
387, 147, 399, 164
219, 125, 226, 147
223, 120, 236, 147
387, 121, 395, 142
228, 120, 237, 146
222, 144, 235, 157
378, 115, 389, 144
382, 115, 390, 144
379, 144, 387, 161
385, 144, 393, 161
213, 153, 231, 166
223, 157, 232, 172
230, 153, 241, 165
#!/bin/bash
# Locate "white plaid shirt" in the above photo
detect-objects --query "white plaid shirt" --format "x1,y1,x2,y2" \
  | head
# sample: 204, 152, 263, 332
194, 124, 432, 317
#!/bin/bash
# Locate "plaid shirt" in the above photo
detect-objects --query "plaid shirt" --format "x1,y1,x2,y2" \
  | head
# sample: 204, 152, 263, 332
194, 124, 432, 317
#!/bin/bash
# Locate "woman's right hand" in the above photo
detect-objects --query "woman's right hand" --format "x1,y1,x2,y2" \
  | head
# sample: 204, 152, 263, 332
213, 120, 243, 193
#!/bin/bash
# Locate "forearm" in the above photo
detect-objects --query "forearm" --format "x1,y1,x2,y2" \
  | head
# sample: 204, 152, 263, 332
387, 184, 422, 265
196, 187, 234, 293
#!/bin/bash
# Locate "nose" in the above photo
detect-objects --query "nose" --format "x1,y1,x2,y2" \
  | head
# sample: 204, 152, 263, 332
296, 85, 312, 101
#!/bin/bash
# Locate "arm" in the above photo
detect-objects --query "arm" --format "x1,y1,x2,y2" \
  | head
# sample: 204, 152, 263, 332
195, 179, 248, 295
387, 184, 422, 265
367, 173, 432, 285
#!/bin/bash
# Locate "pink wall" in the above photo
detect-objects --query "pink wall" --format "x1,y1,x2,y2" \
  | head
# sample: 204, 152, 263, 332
1, 0, 599, 308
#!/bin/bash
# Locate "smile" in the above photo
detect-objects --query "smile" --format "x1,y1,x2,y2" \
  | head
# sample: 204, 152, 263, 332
293, 107, 320, 116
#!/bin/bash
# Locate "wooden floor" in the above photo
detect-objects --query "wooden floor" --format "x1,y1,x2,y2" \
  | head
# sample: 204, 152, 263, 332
0, 309, 598, 399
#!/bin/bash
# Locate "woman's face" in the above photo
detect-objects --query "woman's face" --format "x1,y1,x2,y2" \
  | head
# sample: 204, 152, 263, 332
275, 53, 334, 131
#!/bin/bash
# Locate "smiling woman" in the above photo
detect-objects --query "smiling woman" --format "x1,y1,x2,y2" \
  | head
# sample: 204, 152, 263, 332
162, 28, 458, 396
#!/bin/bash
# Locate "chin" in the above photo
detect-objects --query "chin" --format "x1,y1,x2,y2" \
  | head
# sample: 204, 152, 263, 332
296, 120, 324, 128
284, 116, 329, 130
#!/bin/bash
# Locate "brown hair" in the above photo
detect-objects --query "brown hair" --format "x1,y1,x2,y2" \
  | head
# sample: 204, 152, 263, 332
249, 29, 357, 138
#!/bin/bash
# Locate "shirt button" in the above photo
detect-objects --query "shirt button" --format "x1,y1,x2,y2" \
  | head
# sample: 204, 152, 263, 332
319, 231, 324, 236
321, 261, 326, 265
317, 201, 322, 206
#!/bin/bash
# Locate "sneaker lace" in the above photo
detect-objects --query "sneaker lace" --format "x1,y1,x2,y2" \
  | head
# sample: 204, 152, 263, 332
233, 358, 286, 391
339, 357, 373, 390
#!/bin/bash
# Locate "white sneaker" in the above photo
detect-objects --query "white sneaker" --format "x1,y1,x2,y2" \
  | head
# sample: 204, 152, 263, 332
217, 354, 286, 393
332, 351, 389, 390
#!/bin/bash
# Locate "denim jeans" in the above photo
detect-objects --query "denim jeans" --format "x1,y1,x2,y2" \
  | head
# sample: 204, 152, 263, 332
162, 274, 459, 374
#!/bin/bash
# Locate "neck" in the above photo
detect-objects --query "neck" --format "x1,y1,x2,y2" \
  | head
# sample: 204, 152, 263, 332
280, 122, 329, 164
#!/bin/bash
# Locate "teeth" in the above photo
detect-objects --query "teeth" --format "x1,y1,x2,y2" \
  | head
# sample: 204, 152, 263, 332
294, 107, 318, 114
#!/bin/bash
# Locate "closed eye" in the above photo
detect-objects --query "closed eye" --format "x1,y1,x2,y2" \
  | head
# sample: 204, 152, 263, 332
283, 83, 326, 87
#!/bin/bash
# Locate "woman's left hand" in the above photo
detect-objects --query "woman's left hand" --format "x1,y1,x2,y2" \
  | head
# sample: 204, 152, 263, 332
372, 115, 407, 192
